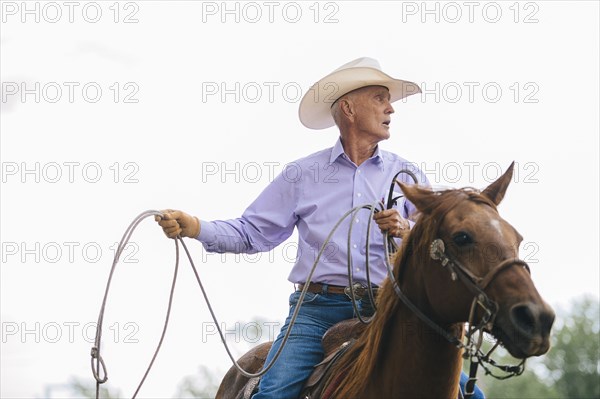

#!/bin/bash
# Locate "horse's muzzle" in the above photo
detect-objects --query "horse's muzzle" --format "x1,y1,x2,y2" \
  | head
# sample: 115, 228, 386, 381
501, 301, 555, 358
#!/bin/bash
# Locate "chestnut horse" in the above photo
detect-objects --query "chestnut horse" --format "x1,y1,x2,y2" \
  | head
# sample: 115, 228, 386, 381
216, 163, 555, 398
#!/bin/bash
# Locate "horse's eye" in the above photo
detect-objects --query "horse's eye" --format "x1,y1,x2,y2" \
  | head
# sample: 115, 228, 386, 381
453, 232, 473, 247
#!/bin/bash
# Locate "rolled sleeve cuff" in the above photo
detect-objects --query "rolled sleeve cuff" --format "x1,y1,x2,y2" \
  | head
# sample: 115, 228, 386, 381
197, 220, 216, 243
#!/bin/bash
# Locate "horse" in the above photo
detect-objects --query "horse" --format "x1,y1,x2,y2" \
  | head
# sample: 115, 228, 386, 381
215, 163, 555, 399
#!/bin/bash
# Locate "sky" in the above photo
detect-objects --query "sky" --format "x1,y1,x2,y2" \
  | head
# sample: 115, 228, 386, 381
1, 1, 599, 398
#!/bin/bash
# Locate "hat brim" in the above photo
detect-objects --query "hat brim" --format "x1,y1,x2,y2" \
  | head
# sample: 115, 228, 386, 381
299, 67, 421, 130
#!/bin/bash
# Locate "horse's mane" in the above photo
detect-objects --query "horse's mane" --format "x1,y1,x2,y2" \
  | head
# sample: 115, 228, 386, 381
328, 187, 496, 398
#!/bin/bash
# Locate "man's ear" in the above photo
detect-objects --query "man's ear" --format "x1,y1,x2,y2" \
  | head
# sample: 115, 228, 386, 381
481, 162, 515, 206
339, 98, 353, 118
399, 182, 435, 214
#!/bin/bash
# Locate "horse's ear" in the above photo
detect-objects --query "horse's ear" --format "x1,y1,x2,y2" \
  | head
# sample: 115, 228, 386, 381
399, 182, 435, 213
481, 162, 515, 206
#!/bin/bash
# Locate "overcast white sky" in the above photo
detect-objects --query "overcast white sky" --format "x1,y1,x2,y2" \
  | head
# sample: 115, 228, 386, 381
1, 1, 599, 398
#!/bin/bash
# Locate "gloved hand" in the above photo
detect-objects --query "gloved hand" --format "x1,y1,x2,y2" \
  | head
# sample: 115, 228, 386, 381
373, 209, 409, 238
155, 209, 200, 239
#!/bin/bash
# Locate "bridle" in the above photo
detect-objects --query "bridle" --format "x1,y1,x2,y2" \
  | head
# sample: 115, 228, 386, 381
378, 170, 532, 397
384, 232, 530, 399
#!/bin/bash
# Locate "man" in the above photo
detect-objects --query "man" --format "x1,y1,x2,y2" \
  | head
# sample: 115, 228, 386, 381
156, 57, 484, 399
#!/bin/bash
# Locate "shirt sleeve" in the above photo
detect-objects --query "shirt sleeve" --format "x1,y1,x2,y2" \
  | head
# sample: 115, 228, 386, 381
197, 172, 299, 254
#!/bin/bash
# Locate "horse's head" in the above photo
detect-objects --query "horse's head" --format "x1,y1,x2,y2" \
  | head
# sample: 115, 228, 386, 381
399, 163, 554, 358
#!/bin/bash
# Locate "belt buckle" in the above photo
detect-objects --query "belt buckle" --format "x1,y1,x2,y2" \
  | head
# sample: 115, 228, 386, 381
344, 283, 366, 301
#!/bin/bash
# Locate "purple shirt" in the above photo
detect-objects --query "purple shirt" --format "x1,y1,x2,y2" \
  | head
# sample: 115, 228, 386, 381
198, 138, 429, 287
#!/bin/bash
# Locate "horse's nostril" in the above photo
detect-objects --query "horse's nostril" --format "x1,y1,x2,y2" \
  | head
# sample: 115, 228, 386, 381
510, 304, 537, 336
540, 307, 556, 335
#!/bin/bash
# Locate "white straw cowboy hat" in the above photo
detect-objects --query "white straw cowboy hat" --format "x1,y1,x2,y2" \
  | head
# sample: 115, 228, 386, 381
299, 57, 422, 130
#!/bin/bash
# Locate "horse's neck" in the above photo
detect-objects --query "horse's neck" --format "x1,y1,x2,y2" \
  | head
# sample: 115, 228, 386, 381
366, 265, 464, 398
372, 306, 464, 398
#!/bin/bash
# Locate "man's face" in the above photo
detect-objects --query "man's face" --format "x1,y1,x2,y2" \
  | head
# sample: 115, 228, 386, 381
348, 85, 395, 141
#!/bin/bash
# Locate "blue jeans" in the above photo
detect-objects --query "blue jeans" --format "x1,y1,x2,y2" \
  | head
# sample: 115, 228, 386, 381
460, 371, 486, 398
253, 288, 484, 399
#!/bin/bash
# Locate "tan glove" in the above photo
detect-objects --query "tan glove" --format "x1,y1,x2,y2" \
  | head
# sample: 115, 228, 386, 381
155, 209, 200, 239
373, 209, 410, 238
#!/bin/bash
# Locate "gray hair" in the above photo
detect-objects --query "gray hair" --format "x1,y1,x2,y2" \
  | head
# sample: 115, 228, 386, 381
330, 99, 343, 127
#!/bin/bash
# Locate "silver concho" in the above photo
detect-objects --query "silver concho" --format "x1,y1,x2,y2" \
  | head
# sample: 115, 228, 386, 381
429, 239, 446, 260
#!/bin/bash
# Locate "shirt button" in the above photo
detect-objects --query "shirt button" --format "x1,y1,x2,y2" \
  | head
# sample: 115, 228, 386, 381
357, 193, 362, 197
357, 170, 361, 174
355, 219, 360, 223
353, 244, 358, 249
355, 267, 360, 272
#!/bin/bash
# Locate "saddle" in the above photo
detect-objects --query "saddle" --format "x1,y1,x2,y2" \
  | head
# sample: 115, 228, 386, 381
300, 319, 366, 399
240, 319, 366, 399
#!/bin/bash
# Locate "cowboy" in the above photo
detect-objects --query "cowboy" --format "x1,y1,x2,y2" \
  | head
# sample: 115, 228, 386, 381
156, 57, 484, 399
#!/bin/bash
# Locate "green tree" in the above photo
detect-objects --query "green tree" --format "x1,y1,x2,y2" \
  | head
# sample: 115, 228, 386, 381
174, 365, 221, 398
466, 295, 600, 398
174, 317, 276, 398
60, 376, 121, 398
545, 295, 600, 398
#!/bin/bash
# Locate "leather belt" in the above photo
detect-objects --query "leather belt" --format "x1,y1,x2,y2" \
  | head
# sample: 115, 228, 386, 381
297, 282, 379, 299
298, 282, 347, 295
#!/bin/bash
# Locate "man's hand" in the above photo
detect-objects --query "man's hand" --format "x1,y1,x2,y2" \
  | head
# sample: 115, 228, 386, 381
155, 209, 200, 239
373, 209, 409, 238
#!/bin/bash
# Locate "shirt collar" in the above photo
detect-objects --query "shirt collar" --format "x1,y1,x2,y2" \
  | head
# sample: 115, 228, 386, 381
330, 137, 385, 170
329, 137, 346, 164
